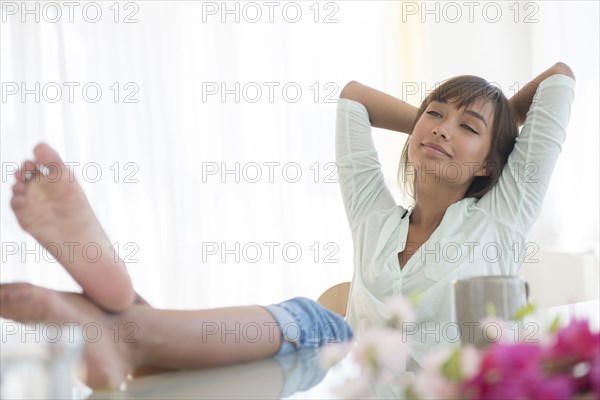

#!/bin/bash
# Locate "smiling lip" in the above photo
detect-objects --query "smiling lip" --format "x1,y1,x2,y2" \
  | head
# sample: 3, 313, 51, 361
422, 142, 450, 157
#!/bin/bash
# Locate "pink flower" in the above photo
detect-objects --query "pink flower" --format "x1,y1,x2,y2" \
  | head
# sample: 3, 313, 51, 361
531, 375, 573, 400
546, 319, 600, 363
461, 343, 558, 399
336, 293, 600, 400
540, 319, 600, 396
591, 353, 600, 397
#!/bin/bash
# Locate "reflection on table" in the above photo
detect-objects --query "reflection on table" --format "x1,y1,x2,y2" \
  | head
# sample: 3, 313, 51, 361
89, 347, 333, 400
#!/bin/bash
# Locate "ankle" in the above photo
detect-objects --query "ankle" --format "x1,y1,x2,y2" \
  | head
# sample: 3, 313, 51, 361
114, 310, 146, 371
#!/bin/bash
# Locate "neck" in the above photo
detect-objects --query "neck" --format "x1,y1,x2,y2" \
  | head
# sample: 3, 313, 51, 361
410, 180, 468, 231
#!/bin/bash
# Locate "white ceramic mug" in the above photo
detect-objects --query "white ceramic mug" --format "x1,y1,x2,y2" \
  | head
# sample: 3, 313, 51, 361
453, 275, 529, 348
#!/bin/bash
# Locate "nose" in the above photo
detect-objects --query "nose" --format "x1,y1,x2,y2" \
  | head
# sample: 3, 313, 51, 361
432, 124, 448, 139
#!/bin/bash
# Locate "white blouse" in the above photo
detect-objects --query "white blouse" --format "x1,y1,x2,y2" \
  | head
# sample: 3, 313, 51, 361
335, 74, 576, 366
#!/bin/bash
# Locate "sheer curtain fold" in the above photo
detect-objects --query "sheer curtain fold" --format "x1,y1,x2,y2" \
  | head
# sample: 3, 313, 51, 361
1, 2, 597, 309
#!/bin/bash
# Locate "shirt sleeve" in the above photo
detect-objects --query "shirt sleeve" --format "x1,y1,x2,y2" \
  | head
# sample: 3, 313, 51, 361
335, 98, 397, 229
477, 74, 576, 233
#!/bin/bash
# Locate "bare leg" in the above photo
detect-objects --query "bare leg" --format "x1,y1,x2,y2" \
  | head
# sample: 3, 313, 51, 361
0, 283, 283, 389
10, 143, 135, 312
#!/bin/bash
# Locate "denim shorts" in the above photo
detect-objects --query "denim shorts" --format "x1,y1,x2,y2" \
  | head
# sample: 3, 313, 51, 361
264, 297, 354, 356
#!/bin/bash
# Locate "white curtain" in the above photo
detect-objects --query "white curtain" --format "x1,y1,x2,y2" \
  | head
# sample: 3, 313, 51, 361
1, 1, 597, 309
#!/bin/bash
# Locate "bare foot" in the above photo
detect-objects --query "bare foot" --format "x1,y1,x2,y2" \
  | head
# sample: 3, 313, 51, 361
0, 282, 137, 389
11, 143, 134, 312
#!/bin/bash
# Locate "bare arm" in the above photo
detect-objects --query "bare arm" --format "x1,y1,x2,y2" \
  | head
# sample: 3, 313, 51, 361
509, 62, 576, 126
339, 81, 418, 134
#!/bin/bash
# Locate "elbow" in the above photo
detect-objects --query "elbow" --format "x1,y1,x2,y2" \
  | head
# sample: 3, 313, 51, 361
553, 62, 576, 81
340, 80, 362, 102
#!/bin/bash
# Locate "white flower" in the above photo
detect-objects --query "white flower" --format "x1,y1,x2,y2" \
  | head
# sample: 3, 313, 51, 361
413, 368, 459, 400
319, 342, 354, 368
412, 347, 460, 399
353, 327, 409, 376
459, 345, 481, 380
334, 373, 373, 399
479, 316, 516, 345
384, 296, 417, 329
513, 317, 554, 346
532, 327, 554, 346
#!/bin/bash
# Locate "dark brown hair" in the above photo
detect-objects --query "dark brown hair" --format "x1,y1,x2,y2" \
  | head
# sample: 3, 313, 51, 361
398, 75, 519, 201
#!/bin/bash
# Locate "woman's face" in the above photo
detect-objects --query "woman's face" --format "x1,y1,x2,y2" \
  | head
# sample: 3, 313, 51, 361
408, 98, 495, 189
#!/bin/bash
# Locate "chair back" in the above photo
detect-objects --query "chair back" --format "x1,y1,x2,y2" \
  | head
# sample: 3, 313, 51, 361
317, 282, 351, 317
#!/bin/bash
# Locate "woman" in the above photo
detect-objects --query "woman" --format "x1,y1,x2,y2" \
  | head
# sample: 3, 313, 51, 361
337, 62, 575, 366
1, 62, 575, 388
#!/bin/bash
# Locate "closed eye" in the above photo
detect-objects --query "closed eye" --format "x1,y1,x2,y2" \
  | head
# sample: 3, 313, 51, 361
462, 124, 479, 134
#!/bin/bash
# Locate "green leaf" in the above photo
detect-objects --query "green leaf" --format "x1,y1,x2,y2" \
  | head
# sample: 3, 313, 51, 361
404, 386, 421, 400
441, 348, 463, 382
408, 289, 423, 305
549, 315, 561, 333
513, 303, 537, 320
366, 344, 379, 369
485, 302, 496, 317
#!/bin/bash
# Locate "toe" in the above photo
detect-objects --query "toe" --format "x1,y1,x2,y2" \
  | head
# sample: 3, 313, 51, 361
34, 143, 64, 167
0, 284, 10, 301
2, 282, 34, 301
12, 181, 26, 194
10, 196, 25, 210
0, 283, 21, 319
12, 283, 36, 302
10, 194, 25, 210
0, 283, 53, 322
17, 160, 37, 182
33, 144, 68, 181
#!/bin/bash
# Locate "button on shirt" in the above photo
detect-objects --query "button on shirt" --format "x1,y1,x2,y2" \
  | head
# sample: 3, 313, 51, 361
335, 74, 575, 366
